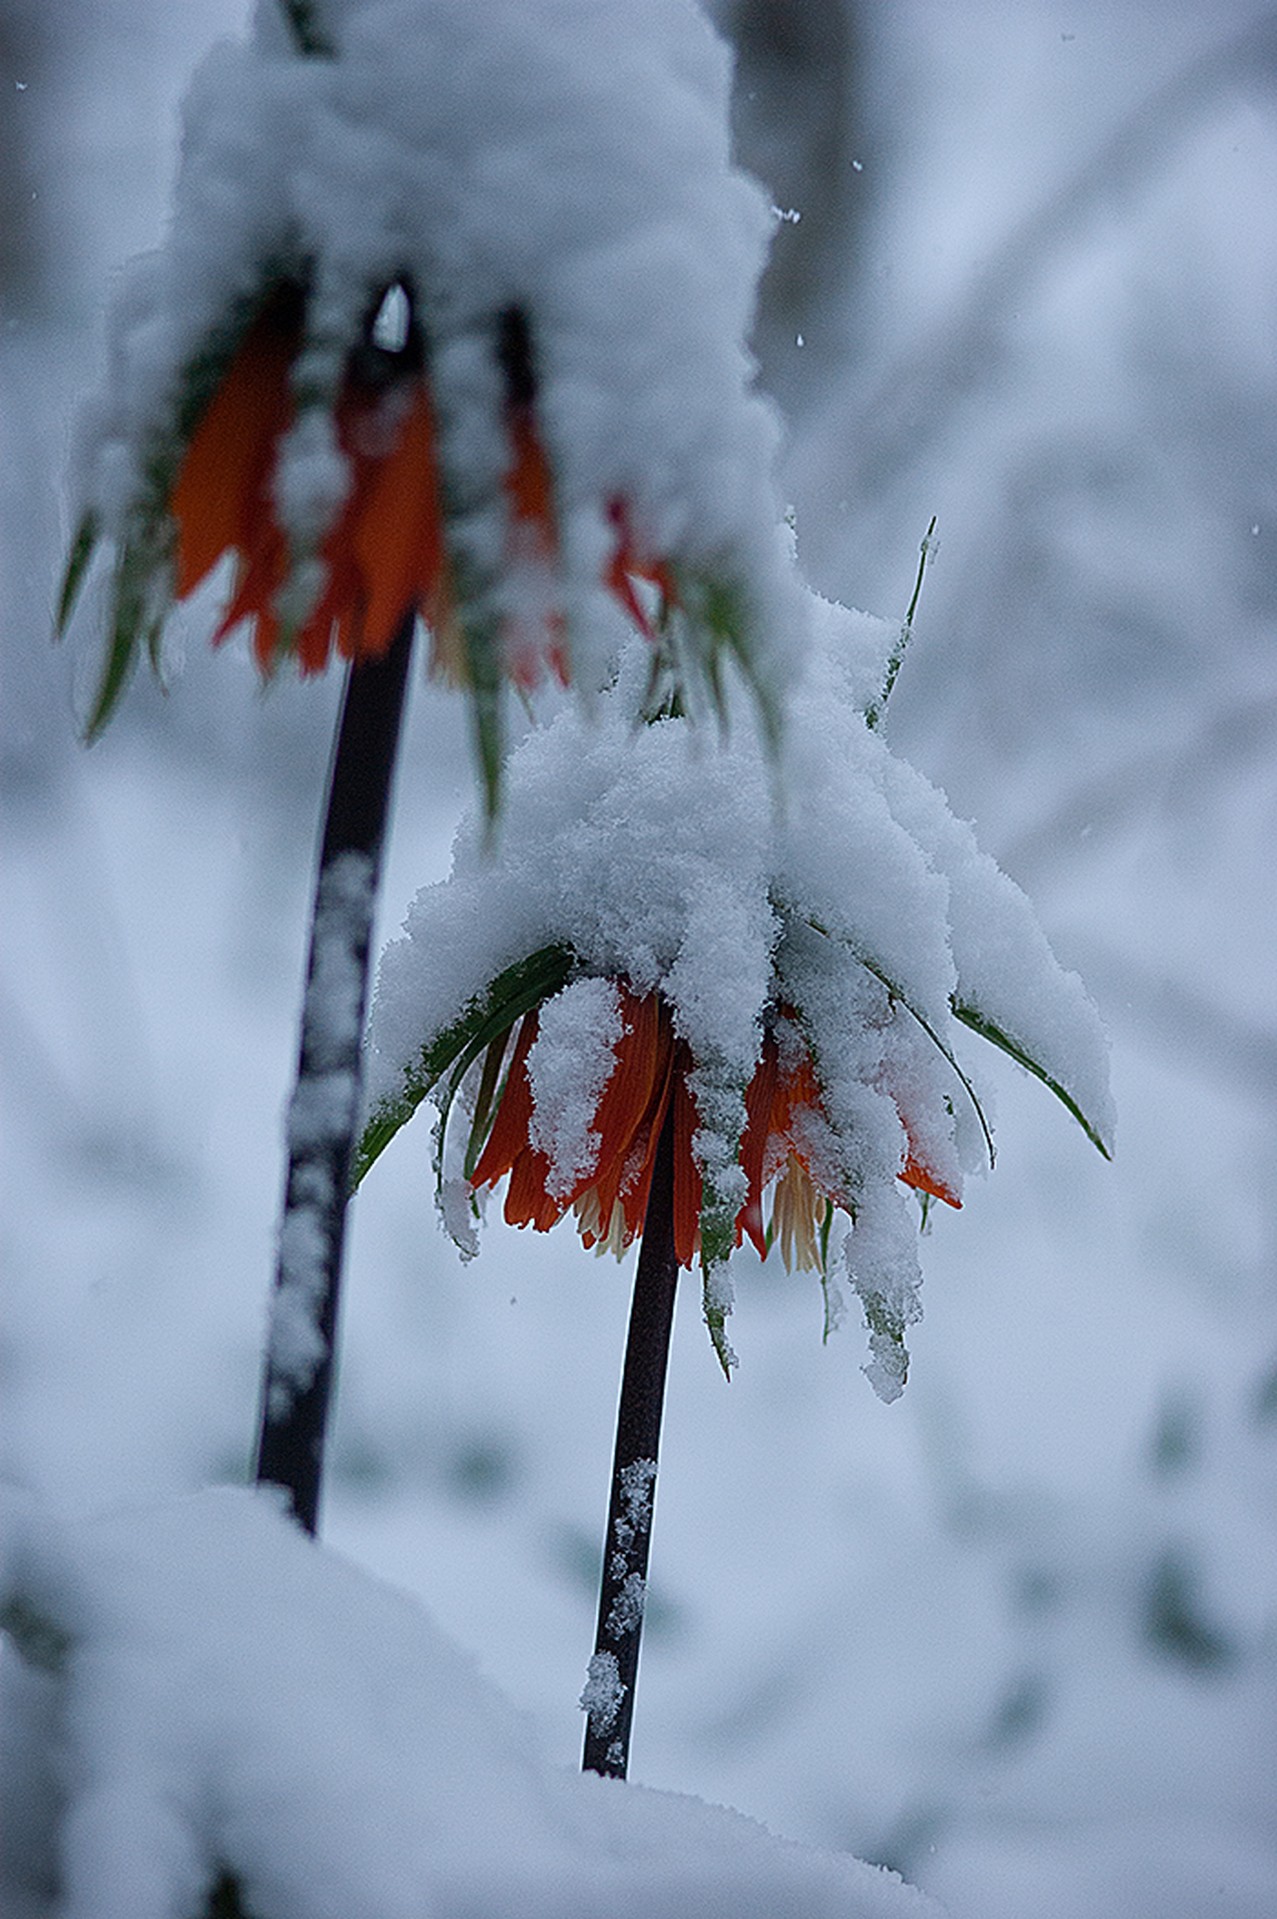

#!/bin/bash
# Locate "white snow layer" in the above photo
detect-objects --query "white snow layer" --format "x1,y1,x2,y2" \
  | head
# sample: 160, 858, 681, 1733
528, 976, 625, 1201
0, 1485, 940, 1919
365, 616, 1113, 1392
70, 0, 801, 708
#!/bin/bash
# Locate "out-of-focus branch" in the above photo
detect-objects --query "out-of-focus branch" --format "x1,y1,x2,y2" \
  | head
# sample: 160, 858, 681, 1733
808, 10, 1277, 499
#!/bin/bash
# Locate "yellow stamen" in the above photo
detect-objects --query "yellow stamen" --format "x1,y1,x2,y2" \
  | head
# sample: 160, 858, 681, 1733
770, 1153, 826, 1272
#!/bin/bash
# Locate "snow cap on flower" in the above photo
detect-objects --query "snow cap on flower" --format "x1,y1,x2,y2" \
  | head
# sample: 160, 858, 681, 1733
360, 611, 1114, 1398
60, 0, 798, 808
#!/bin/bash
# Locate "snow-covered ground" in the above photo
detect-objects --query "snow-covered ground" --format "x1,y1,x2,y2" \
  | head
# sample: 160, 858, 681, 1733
3, 3, 1275, 1914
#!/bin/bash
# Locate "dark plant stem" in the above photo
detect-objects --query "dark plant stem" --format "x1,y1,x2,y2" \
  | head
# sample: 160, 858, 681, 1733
582, 1098, 681, 1779
253, 612, 414, 1535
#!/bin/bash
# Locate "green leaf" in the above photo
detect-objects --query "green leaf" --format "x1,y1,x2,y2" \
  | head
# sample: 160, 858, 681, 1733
670, 566, 783, 759
952, 1000, 1113, 1159
467, 660, 505, 829
865, 515, 936, 730
353, 943, 575, 1186
701, 1266, 737, 1378
794, 912, 997, 1172
83, 620, 137, 745
856, 951, 996, 1171
463, 1027, 514, 1180
82, 509, 173, 742
74, 280, 302, 741
859, 1289, 911, 1397
55, 514, 99, 637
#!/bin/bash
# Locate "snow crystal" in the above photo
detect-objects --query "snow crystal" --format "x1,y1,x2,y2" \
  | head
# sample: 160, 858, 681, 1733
580, 1650, 625, 1738
606, 1572, 648, 1641
615, 1457, 658, 1551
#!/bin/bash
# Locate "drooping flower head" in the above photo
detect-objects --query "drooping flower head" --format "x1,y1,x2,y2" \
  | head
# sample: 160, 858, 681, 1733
359, 608, 1114, 1396
59, 0, 798, 807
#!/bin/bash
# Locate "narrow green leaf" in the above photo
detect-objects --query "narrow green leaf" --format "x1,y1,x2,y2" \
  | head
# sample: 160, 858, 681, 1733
447, 591, 503, 817
83, 627, 137, 744
431, 1021, 512, 1202
860, 1290, 910, 1393
858, 952, 996, 1171
463, 1028, 514, 1180
353, 942, 574, 1186
796, 912, 996, 1172
701, 1268, 737, 1379
866, 514, 936, 731
471, 682, 504, 828
83, 514, 172, 742
84, 559, 148, 743
55, 515, 99, 637
953, 1000, 1113, 1159
817, 1197, 834, 1274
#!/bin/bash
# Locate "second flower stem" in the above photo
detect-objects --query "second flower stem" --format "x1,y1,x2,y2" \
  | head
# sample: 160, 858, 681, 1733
582, 1096, 681, 1779
253, 611, 414, 1535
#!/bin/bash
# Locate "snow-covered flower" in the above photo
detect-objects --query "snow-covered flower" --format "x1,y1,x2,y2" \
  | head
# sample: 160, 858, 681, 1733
359, 609, 1114, 1398
468, 982, 958, 1272
59, 0, 799, 803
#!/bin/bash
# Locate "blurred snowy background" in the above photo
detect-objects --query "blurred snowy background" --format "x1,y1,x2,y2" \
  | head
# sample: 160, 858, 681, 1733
2, 3, 1275, 1914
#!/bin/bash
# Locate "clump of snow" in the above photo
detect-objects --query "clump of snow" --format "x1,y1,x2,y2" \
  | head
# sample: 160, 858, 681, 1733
599, 1460, 659, 1646
580, 1649, 625, 1739
0, 1486, 941, 1919
615, 1458, 659, 1556
69, 0, 801, 719
528, 977, 625, 1202
606, 1571, 647, 1640
365, 615, 1112, 1395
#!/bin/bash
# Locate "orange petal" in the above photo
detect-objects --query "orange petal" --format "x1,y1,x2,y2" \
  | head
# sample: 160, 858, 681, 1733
604, 496, 678, 638
560, 990, 664, 1204
465, 1005, 562, 1231
211, 518, 288, 662
737, 1032, 780, 1256
591, 1001, 676, 1238
171, 295, 299, 600
616, 1062, 675, 1247
669, 1046, 702, 1268
503, 1141, 564, 1231
344, 381, 446, 661
471, 1013, 539, 1191
900, 1150, 962, 1209
504, 407, 556, 549
499, 404, 562, 686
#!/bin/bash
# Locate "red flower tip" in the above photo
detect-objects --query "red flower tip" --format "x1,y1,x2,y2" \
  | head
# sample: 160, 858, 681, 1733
470, 985, 958, 1273
171, 290, 449, 678
605, 497, 677, 641
168, 296, 673, 696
